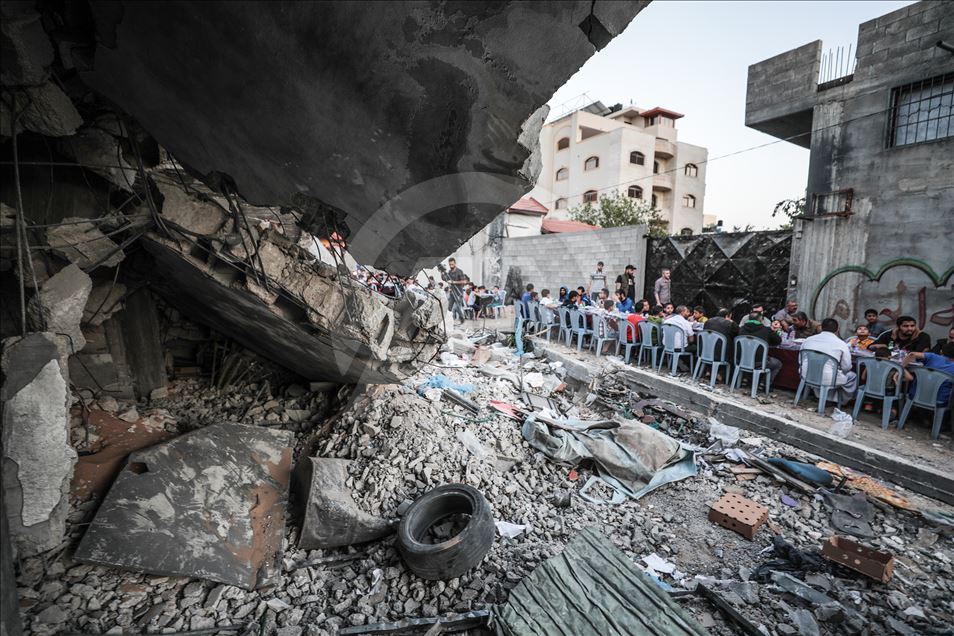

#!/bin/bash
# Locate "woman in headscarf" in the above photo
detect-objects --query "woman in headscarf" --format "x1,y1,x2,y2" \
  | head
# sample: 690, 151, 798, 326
558, 286, 568, 303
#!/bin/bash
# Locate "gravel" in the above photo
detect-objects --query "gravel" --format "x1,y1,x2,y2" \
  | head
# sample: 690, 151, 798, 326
14, 335, 954, 635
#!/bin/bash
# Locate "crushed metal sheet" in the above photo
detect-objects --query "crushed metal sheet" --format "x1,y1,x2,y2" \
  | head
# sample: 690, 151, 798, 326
74, 423, 293, 589
495, 527, 708, 636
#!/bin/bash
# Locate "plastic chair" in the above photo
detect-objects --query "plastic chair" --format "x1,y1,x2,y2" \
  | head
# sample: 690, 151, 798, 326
591, 315, 617, 356
615, 320, 639, 364
693, 331, 729, 387
730, 335, 772, 398
558, 307, 573, 345
539, 305, 559, 342
529, 301, 542, 333
636, 321, 662, 368
898, 367, 954, 440
852, 358, 904, 429
794, 349, 843, 413
568, 309, 593, 352
658, 324, 695, 376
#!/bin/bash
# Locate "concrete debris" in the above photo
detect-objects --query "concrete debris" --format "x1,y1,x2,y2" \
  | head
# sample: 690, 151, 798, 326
81, 280, 127, 327
1, 333, 76, 557
0, 80, 82, 137
26, 263, 92, 353
46, 217, 127, 270
59, 125, 139, 191
294, 457, 394, 550
154, 181, 228, 236
8, 333, 954, 634
74, 423, 294, 589
142, 181, 444, 382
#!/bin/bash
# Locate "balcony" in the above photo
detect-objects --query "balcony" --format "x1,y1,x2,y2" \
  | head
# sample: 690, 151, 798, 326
652, 173, 673, 191
654, 138, 675, 158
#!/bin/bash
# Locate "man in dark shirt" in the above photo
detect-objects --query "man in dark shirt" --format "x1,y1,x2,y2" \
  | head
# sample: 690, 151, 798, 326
864, 308, 888, 337
870, 315, 932, 352
444, 258, 469, 323
738, 311, 783, 385
704, 308, 738, 360
615, 264, 636, 302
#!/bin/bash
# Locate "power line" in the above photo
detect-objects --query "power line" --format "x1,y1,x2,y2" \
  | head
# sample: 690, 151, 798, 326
531, 102, 901, 209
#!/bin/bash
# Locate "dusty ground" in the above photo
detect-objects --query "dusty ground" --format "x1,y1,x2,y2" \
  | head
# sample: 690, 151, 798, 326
12, 329, 954, 635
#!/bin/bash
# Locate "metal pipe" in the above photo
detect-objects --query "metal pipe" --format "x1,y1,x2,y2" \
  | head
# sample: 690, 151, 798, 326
937, 40, 954, 54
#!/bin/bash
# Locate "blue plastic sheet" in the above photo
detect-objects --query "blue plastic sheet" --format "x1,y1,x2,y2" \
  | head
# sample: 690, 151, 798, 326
417, 374, 474, 394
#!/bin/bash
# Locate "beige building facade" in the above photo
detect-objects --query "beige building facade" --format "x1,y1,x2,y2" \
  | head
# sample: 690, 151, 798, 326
530, 103, 708, 235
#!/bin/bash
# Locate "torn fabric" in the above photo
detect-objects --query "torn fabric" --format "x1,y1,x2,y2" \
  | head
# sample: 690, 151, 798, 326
521, 414, 697, 500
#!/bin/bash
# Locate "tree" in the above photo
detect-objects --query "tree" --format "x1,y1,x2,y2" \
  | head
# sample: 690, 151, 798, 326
569, 191, 667, 237
772, 197, 806, 230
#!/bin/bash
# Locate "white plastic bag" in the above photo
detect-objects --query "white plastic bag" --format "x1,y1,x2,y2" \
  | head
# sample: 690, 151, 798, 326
829, 408, 854, 438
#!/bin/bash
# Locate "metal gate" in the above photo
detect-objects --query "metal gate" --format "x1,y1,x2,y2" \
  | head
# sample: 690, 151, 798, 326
643, 231, 793, 316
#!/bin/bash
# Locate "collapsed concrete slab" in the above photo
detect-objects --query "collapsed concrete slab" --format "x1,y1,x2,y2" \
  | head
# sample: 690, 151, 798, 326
1, 333, 76, 558
26, 263, 92, 353
294, 457, 395, 549
138, 180, 446, 383
74, 423, 294, 590
79, 1, 648, 273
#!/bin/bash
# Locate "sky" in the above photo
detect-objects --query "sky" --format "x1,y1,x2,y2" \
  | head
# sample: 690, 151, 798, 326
544, 0, 914, 230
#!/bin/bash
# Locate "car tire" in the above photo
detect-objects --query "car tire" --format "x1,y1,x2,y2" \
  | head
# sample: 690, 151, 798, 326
397, 484, 495, 580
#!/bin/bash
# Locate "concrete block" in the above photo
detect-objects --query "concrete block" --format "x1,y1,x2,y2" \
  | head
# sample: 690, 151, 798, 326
905, 21, 940, 42
0, 11, 54, 85
27, 263, 92, 353
1, 333, 76, 558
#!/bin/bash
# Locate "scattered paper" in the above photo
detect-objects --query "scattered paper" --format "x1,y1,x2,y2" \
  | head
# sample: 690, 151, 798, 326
495, 521, 528, 539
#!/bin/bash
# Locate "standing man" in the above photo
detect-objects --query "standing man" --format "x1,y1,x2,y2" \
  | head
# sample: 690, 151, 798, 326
589, 261, 607, 296
615, 264, 637, 303
654, 268, 672, 307
444, 257, 469, 324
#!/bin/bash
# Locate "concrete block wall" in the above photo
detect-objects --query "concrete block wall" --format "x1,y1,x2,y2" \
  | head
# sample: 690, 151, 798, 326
745, 40, 821, 136
500, 225, 648, 302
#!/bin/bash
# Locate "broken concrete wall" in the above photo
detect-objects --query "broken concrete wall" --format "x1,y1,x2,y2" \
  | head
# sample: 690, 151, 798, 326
1, 333, 76, 558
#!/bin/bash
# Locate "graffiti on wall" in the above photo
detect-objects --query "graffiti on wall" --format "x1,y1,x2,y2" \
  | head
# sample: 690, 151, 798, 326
810, 259, 954, 339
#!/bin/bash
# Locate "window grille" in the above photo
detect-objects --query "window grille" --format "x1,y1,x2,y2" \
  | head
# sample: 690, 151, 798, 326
888, 73, 953, 147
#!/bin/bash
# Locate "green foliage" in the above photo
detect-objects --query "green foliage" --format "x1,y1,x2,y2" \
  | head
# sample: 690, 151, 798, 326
772, 197, 806, 230
569, 191, 666, 237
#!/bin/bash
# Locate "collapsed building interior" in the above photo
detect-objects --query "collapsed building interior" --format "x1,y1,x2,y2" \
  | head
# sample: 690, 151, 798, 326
2, 2, 953, 636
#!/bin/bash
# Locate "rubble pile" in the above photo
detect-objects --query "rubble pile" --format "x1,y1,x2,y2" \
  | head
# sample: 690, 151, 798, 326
10, 335, 954, 635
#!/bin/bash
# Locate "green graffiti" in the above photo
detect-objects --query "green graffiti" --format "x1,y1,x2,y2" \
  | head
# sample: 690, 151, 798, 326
809, 258, 954, 319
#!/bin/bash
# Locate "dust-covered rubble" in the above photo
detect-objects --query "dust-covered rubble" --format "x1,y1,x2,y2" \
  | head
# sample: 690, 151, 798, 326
12, 336, 954, 635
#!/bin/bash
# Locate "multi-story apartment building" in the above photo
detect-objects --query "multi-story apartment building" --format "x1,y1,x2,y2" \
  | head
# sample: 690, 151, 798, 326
530, 101, 709, 235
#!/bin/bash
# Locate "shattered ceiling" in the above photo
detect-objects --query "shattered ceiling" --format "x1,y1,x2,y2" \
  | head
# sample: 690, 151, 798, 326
79, 1, 648, 273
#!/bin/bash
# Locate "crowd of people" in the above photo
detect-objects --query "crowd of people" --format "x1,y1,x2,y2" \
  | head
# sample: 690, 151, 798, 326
514, 261, 954, 427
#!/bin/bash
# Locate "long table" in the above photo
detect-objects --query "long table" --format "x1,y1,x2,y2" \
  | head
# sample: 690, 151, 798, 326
768, 347, 801, 391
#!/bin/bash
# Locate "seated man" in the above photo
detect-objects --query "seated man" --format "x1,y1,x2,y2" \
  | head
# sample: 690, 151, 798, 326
615, 289, 634, 314
772, 299, 799, 327
869, 315, 932, 353
750, 303, 772, 327
594, 299, 619, 349
663, 302, 675, 318
738, 311, 783, 386
539, 288, 556, 307
561, 290, 580, 308
791, 311, 821, 339
691, 306, 708, 324
647, 304, 666, 324
800, 318, 858, 402
902, 342, 954, 406
663, 305, 697, 355
931, 327, 954, 354
626, 310, 646, 342
846, 324, 874, 350
704, 308, 738, 360
577, 286, 593, 307
864, 308, 888, 337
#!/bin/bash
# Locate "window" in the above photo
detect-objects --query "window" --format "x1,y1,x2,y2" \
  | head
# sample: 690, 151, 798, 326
555, 198, 567, 210
653, 161, 659, 174
809, 189, 854, 216
555, 167, 568, 181
888, 73, 953, 147
584, 156, 599, 170
646, 116, 656, 126
684, 163, 698, 177
680, 227, 694, 236
557, 137, 570, 150
682, 194, 696, 208
627, 185, 643, 199
651, 194, 658, 207
630, 151, 645, 165
583, 190, 598, 203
